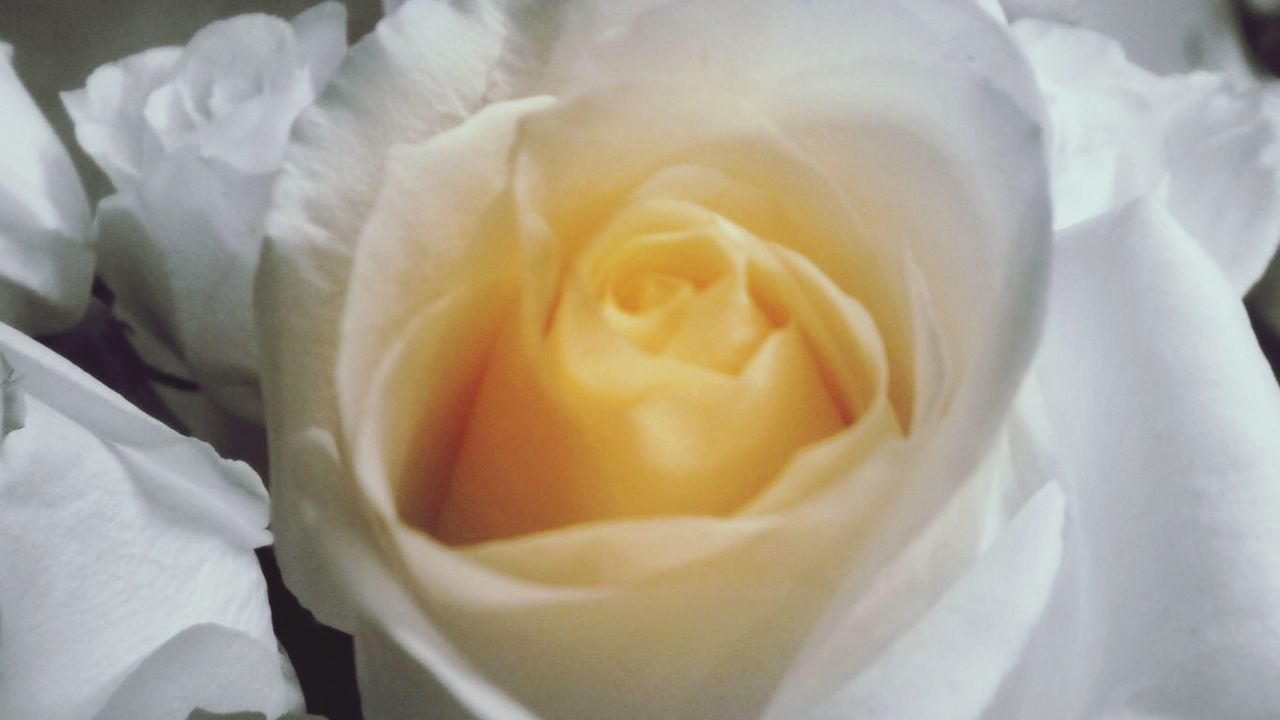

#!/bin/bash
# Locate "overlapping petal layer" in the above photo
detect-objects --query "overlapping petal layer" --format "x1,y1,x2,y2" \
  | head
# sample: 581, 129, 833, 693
64, 2, 348, 418
0, 324, 299, 719
0, 44, 93, 335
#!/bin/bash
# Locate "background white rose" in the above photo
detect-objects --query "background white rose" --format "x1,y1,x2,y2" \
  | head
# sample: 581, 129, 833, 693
1015, 18, 1280, 291
1003, 0, 1280, 370
60, 2, 349, 419
1001, 0, 1255, 74
0, 43, 93, 336
0, 323, 300, 720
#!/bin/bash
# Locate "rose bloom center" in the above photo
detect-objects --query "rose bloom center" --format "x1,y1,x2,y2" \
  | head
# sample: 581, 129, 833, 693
347, 90, 898, 547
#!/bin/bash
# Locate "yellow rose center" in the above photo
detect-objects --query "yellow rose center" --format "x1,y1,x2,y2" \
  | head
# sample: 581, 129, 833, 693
341, 88, 902, 549
432, 185, 883, 544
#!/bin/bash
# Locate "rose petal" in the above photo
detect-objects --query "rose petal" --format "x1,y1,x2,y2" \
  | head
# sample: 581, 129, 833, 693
354, 606, 541, 720
0, 43, 93, 335
977, 0, 1007, 22
62, 45, 183, 193
764, 377, 1062, 718
0, 323, 296, 719
93, 150, 267, 418
291, 2, 349, 95
768, 483, 1064, 720
1015, 19, 1280, 292
764, 52, 1048, 480
92, 624, 299, 720
65, 5, 347, 420
1002, 0, 1252, 76
155, 13, 318, 174
0, 352, 25, 439
555, 0, 1042, 124
1161, 83, 1280, 292
261, 0, 558, 633
988, 200, 1280, 717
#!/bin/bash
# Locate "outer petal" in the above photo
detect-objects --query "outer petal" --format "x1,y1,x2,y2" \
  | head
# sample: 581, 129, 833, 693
261, 0, 555, 632
766, 380, 1063, 719
150, 12, 324, 174
1002, 0, 1251, 76
988, 201, 1280, 717
773, 484, 1064, 720
0, 44, 93, 335
291, 1, 349, 94
93, 151, 268, 418
62, 46, 183, 194
1016, 19, 1280, 292
92, 625, 299, 720
0, 323, 299, 719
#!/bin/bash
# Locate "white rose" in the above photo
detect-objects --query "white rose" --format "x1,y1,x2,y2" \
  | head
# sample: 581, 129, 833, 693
62, 2, 348, 418
255, 0, 1280, 717
1000, 0, 1254, 76
0, 323, 300, 719
1014, 18, 1280, 292
0, 43, 93, 336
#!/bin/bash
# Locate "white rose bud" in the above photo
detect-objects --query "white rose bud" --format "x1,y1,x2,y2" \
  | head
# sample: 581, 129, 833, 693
62, 2, 348, 419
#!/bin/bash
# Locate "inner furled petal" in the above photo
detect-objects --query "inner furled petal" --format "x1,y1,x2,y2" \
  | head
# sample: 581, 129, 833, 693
510, 84, 916, 425
430, 194, 887, 545
176, 14, 300, 121
588, 200, 778, 374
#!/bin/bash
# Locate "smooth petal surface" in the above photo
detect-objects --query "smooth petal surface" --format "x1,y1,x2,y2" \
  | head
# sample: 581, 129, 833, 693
291, 1, 349, 94
0, 43, 93, 335
1016, 19, 1280, 292
773, 484, 1064, 720
261, 0, 557, 632
93, 153, 268, 418
63, 45, 183, 193
766, 379, 1062, 719
1002, 0, 1252, 76
988, 201, 1280, 718
0, 323, 298, 719
93, 624, 299, 720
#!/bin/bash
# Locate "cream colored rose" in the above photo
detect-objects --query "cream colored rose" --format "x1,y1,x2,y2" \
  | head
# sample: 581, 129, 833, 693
343, 86, 903, 548
259, 1, 1052, 716
257, 0, 1280, 718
